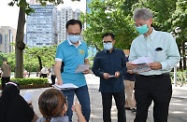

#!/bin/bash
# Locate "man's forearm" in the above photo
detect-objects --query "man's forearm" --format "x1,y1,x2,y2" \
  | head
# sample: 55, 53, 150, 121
56, 70, 62, 81
54, 67, 63, 82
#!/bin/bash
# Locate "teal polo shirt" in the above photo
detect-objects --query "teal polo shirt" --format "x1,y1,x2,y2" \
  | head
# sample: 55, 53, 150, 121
55, 40, 88, 87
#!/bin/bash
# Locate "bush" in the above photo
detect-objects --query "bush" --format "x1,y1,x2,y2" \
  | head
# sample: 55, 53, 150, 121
170, 71, 187, 86
10, 78, 48, 85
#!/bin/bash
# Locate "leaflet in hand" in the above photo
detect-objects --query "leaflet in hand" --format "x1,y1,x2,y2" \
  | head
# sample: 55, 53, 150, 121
132, 56, 153, 64
132, 63, 151, 73
23, 93, 32, 103
52, 83, 78, 90
109, 75, 115, 78
75, 64, 90, 73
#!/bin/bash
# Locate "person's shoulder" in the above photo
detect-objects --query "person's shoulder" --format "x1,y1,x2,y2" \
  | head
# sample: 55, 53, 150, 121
114, 48, 123, 52
81, 41, 88, 47
132, 34, 144, 43
58, 40, 68, 47
96, 50, 105, 55
81, 41, 87, 44
156, 30, 175, 42
157, 30, 171, 35
114, 48, 125, 54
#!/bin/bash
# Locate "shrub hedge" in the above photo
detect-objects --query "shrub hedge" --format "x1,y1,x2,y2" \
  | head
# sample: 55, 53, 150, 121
10, 78, 48, 85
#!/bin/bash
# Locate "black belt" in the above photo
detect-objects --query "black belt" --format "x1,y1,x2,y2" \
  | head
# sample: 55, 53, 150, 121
136, 73, 170, 78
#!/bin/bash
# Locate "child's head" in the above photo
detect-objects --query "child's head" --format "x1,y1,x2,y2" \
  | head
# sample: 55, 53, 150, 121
38, 89, 67, 119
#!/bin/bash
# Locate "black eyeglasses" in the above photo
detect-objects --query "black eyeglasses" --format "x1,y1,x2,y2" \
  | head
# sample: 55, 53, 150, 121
68, 33, 81, 36
103, 41, 113, 44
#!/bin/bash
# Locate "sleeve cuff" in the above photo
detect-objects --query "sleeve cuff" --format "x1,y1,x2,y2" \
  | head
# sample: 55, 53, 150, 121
160, 62, 167, 70
99, 72, 104, 77
55, 58, 62, 62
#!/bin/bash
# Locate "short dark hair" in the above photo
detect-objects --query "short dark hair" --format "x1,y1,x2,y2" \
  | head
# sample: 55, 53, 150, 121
66, 19, 82, 30
102, 33, 115, 40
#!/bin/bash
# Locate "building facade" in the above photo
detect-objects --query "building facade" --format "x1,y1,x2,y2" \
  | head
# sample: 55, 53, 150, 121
26, 4, 57, 47
26, 4, 82, 46
0, 26, 16, 53
57, 7, 81, 44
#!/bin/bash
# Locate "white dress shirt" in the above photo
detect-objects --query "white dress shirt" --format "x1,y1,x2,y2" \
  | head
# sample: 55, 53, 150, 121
129, 28, 180, 76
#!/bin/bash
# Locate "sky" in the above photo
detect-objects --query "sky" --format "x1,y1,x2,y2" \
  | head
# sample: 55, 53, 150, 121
0, 0, 86, 29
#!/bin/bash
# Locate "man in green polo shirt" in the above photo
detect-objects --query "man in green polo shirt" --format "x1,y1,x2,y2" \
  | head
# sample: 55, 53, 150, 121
55, 19, 90, 122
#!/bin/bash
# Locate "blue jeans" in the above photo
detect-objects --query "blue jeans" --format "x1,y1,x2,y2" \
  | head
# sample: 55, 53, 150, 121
62, 85, 91, 122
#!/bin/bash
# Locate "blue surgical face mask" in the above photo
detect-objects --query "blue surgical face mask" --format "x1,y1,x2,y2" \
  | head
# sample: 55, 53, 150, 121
103, 42, 113, 50
67, 35, 81, 43
136, 24, 149, 34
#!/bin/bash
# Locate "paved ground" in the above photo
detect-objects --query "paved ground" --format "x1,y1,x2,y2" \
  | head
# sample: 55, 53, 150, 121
2, 74, 187, 122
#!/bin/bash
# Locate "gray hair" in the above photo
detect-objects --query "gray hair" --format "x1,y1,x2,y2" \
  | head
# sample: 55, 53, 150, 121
133, 8, 153, 20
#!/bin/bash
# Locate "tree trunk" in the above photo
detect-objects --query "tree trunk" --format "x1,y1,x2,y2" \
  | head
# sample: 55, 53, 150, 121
37, 56, 42, 70
178, 44, 182, 70
15, 5, 26, 78
182, 41, 186, 70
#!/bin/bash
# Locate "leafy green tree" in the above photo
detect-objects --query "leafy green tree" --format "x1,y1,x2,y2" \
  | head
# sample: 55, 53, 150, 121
123, 0, 177, 31
81, 0, 137, 51
123, 0, 185, 70
7, 0, 79, 78
171, 0, 187, 70
24, 46, 57, 72
4, 46, 56, 73
0, 53, 8, 67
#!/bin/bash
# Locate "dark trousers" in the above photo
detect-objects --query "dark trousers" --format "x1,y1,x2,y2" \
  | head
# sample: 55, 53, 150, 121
1, 77, 10, 90
51, 75, 56, 84
41, 74, 47, 78
134, 74, 172, 122
101, 90, 126, 122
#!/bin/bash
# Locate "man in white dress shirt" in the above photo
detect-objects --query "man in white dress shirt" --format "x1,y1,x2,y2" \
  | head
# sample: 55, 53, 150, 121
126, 8, 180, 122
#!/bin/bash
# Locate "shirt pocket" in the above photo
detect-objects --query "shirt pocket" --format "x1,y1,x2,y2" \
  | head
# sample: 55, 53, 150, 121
155, 50, 166, 61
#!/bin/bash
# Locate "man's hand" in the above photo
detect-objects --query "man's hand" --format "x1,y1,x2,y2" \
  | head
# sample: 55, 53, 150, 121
148, 62, 162, 70
126, 62, 136, 70
115, 71, 120, 78
103, 73, 110, 79
83, 69, 90, 74
56, 79, 63, 85
127, 69, 133, 74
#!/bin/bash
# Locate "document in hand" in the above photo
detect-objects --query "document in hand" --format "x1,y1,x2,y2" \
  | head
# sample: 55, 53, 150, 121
132, 56, 153, 64
132, 63, 151, 73
52, 83, 78, 90
23, 93, 32, 103
75, 64, 90, 73
131, 56, 153, 73
109, 75, 115, 78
